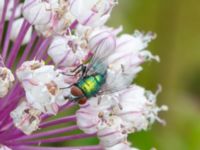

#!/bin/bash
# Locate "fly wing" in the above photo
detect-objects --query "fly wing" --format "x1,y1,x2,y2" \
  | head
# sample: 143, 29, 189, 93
86, 32, 116, 75
98, 68, 138, 95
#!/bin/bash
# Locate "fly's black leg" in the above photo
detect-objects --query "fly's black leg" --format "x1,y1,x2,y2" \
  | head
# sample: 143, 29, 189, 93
80, 65, 87, 79
70, 64, 83, 73
61, 64, 87, 77
61, 72, 75, 76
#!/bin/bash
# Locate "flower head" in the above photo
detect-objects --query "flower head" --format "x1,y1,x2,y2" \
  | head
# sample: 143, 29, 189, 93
0, 0, 167, 150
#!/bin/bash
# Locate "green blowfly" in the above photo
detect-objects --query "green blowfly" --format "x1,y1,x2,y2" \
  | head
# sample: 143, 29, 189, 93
63, 39, 132, 105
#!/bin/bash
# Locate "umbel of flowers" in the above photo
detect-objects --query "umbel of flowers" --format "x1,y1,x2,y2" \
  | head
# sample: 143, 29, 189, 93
0, 0, 167, 150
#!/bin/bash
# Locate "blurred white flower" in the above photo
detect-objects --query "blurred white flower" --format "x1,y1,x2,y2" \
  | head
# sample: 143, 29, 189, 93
0, 67, 15, 98
10, 18, 33, 45
10, 101, 42, 135
0, 145, 12, 150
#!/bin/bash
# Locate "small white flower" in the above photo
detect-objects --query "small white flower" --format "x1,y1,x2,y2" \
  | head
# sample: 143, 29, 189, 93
77, 98, 127, 147
10, 101, 42, 135
48, 36, 88, 67
10, 18, 33, 45
108, 31, 158, 72
35, 11, 75, 37
16, 60, 45, 81
23, 0, 75, 36
116, 85, 168, 132
0, 67, 15, 98
69, 0, 118, 27
98, 116, 127, 147
17, 60, 69, 114
23, 0, 53, 25
76, 96, 115, 134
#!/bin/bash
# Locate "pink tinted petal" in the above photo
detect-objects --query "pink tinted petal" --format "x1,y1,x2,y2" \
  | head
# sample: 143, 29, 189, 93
76, 107, 100, 134
23, 0, 52, 25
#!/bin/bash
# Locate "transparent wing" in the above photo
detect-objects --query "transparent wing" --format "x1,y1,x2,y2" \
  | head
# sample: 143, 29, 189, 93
86, 35, 115, 75
98, 68, 135, 95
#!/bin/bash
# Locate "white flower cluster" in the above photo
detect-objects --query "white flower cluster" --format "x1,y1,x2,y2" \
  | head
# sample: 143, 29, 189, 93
11, 60, 70, 134
23, 0, 117, 37
16, 60, 70, 114
76, 85, 167, 149
9, 0, 167, 149
47, 28, 167, 149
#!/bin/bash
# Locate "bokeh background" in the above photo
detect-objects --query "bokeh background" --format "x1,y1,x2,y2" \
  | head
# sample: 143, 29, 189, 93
107, 0, 200, 150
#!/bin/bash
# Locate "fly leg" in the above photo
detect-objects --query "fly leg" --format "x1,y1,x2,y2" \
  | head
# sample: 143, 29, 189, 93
61, 64, 87, 77
60, 64, 87, 90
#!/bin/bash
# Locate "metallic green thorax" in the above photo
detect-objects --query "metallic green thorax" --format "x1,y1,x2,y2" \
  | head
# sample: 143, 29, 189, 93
76, 74, 106, 98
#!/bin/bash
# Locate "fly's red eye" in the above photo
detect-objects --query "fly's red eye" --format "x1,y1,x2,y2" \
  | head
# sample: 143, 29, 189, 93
71, 86, 83, 96
78, 98, 87, 105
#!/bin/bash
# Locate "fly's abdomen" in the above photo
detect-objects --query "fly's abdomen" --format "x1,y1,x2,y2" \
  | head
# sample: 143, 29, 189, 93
76, 74, 105, 98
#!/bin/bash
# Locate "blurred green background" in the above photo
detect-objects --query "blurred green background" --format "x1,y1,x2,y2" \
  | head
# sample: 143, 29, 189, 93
107, 0, 200, 150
